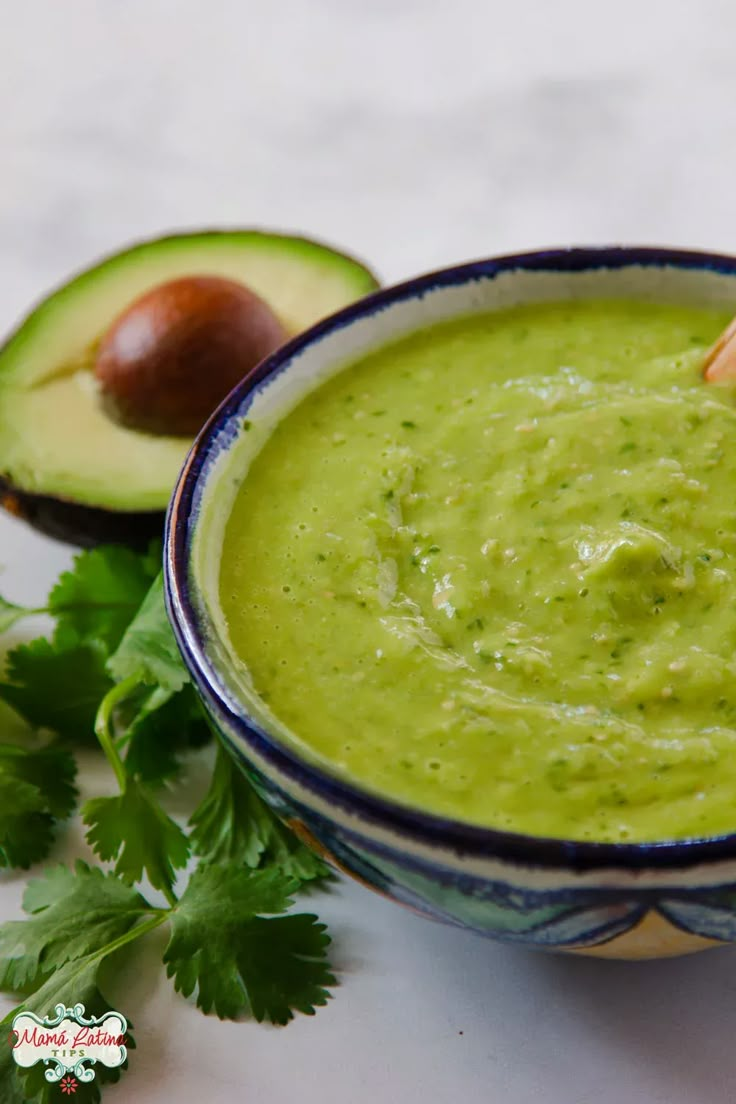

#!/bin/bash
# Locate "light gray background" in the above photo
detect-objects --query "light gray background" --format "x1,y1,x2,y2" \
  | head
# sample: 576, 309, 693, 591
2, 2, 736, 1101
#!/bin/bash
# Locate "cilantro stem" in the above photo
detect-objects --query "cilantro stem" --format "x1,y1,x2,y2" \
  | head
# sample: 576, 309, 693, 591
94, 675, 141, 791
0, 600, 46, 635
7, 910, 171, 1022
92, 909, 171, 958
160, 883, 178, 909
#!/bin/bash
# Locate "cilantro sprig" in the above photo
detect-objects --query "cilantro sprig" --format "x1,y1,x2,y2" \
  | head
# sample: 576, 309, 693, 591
0, 543, 335, 1101
164, 864, 333, 1020
0, 860, 331, 1027
0, 596, 42, 635
190, 741, 329, 880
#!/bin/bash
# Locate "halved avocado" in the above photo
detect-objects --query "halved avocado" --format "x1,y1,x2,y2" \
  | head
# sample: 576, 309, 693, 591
0, 230, 379, 546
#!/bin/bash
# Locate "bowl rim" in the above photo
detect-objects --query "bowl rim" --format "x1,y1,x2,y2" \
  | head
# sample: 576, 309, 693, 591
165, 244, 736, 873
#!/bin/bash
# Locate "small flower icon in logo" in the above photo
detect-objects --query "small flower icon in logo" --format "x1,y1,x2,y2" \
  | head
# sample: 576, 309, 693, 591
60, 1075, 78, 1095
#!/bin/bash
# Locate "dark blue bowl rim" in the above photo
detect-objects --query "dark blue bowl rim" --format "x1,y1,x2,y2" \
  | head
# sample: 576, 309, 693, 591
166, 244, 736, 874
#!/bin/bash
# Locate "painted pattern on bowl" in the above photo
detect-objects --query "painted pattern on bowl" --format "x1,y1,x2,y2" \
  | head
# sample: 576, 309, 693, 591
166, 247, 736, 960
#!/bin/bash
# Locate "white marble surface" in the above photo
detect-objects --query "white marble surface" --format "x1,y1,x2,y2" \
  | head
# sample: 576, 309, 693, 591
3, 1, 736, 1100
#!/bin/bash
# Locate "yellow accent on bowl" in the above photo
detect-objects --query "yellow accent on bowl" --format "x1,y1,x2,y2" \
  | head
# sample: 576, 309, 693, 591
570, 910, 723, 959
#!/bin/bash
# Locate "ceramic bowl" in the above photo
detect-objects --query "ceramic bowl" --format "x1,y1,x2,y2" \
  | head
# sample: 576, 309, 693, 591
165, 246, 736, 960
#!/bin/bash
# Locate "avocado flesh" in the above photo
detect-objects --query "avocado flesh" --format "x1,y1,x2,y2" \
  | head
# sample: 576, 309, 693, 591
0, 230, 378, 533
2, 369, 189, 511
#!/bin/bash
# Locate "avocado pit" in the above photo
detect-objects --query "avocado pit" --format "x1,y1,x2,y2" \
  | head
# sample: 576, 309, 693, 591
95, 275, 287, 436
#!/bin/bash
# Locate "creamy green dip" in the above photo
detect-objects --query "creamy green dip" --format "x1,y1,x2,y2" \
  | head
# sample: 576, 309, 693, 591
219, 299, 736, 842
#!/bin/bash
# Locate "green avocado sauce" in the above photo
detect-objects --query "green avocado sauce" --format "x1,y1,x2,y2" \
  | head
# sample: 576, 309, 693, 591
219, 298, 736, 843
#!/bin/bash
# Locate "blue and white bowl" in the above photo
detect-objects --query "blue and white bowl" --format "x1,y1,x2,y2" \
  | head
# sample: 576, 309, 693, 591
165, 246, 736, 960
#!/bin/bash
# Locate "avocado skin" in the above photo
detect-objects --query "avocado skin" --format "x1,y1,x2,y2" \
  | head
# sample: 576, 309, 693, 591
0, 475, 163, 548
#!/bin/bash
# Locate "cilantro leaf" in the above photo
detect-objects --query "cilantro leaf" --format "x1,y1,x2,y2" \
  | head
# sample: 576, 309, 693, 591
189, 742, 263, 865
21, 862, 80, 912
0, 743, 77, 820
261, 818, 332, 883
0, 595, 36, 635
0, 780, 53, 871
136, 537, 164, 579
121, 683, 211, 785
233, 913, 334, 1023
0, 744, 77, 869
2, 951, 112, 1019
163, 863, 334, 1022
0, 1050, 27, 1104
107, 573, 188, 692
0, 861, 149, 993
83, 779, 190, 897
50, 545, 158, 653
190, 742, 329, 881
0, 639, 113, 744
